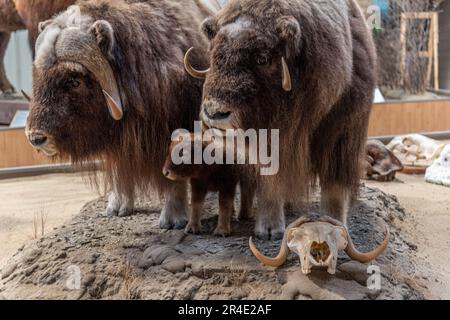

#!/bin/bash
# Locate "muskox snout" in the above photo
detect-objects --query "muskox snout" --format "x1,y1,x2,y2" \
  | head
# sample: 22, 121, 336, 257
27, 131, 48, 147
25, 130, 58, 157
201, 99, 234, 130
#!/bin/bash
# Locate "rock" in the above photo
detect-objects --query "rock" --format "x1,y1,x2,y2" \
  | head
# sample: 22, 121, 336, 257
139, 246, 180, 268
1, 263, 17, 279
338, 261, 369, 286
22, 248, 42, 265
191, 260, 205, 278
161, 256, 186, 273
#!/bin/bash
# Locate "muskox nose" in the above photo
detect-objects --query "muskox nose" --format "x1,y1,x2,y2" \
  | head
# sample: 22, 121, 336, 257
202, 100, 232, 121
28, 133, 48, 147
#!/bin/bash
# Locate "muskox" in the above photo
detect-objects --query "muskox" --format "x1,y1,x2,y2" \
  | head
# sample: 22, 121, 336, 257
26, 0, 219, 228
184, 0, 377, 238
0, 0, 77, 94
162, 132, 255, 236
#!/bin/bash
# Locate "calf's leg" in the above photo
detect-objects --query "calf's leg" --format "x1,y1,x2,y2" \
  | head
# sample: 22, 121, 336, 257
214, 189, 235, 237
185, 181, 207, 234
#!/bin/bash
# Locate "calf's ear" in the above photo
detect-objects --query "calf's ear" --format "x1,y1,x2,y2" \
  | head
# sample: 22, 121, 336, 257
277, 16, 301, 56
201, 17, 219, 40
89, 20, 115, 58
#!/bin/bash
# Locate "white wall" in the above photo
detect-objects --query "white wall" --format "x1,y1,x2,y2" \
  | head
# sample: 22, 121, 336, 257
4, 31, 33, 93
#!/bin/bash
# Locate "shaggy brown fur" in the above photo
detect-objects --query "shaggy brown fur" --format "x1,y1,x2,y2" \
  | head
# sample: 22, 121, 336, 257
162, 133, 255, 236
0, 0, 76, 93
196, 0, 376, 236
26, 0, 215, 228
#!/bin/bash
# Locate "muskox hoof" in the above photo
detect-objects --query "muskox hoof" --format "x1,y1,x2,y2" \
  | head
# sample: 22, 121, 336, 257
184, 222, 202, 235
254, 226, 285, 241
106, 192, 134, 217
159, 206, 188, 230
213, 225, 231, 237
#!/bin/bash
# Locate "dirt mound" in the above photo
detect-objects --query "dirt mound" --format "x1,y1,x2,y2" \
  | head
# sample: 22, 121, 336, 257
0, 186, 426, 300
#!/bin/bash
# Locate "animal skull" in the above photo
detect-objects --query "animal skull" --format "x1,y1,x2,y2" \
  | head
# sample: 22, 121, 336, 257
249, 216, 390, 274
287, 222, 348, 274
387, 134, 446, 162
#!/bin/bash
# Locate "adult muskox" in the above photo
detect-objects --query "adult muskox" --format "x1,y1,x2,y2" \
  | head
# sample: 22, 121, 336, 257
0, 0, 77, 94
184, 0, 376, 238
26, 0, 219, 228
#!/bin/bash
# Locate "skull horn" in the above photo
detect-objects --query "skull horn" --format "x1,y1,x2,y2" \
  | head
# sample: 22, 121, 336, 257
249, 216, 312, 268
21, 90, 31, 102
321, 216, 390, 263
184, 47, 210, 80
282, 57, 292, 92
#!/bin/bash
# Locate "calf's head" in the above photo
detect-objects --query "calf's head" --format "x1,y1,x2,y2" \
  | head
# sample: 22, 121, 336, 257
184, 12, 300, 130
26, 6, 123, 158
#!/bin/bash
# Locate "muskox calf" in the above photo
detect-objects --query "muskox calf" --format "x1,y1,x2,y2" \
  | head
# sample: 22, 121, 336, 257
184, 0, 377, 238
163, 133, 255, 236
26, 0, 219, 228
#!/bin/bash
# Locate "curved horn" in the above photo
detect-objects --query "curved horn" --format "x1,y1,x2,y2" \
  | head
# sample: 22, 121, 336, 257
320, 216, 390, 263
281, 57, 292, 92
21, 90, 31, 102
54, 29, 123, 120
249, 216, 312, 268
184, 47, 210, 80
344, 225, 390, 263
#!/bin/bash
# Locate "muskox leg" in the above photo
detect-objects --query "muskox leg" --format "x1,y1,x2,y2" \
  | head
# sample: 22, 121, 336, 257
185, 180, 207, 235
320, 184, 351, 225
0, 32, 15, 95
238, 177, 255, 221
214, 189, 236, 237
160, 181, 188, 230
255, 192, 285, 240
106, 189, 134, 217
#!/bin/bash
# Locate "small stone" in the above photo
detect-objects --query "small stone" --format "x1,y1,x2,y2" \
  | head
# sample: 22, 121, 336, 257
191, 260, 205, 278
139, 246, 179, 268
338, 261, 369, 286
56, 252, 67, 259
1, 263, 17, 279
162, 256, 186, 273
22, 248, 42, 265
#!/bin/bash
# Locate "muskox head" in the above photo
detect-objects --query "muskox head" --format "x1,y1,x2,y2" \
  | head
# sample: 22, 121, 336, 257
184, 8, 301, 131
365, 140, 404, 182
26, 5, 123, 158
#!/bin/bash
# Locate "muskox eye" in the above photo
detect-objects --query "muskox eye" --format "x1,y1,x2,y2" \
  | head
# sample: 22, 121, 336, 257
256, 54, 270, 66
68, 78, 81, 89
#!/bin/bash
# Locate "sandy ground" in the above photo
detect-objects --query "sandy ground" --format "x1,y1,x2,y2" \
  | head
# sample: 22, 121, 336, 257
0, 172, 449, 299
366, 173, 450, 299
0, 173, 97, 268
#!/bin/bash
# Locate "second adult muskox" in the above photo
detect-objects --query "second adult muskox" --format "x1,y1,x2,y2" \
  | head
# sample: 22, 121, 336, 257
25, 0, 219, 228
184, 0, 377, 239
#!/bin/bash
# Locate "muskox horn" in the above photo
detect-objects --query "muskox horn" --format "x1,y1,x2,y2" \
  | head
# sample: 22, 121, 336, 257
54, 29, 123, 120
249, 216, 312, 267
184, 47, 210, 80
320, 216, 390, 263
281, 57, 292, 92
21, 90, 31, 102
